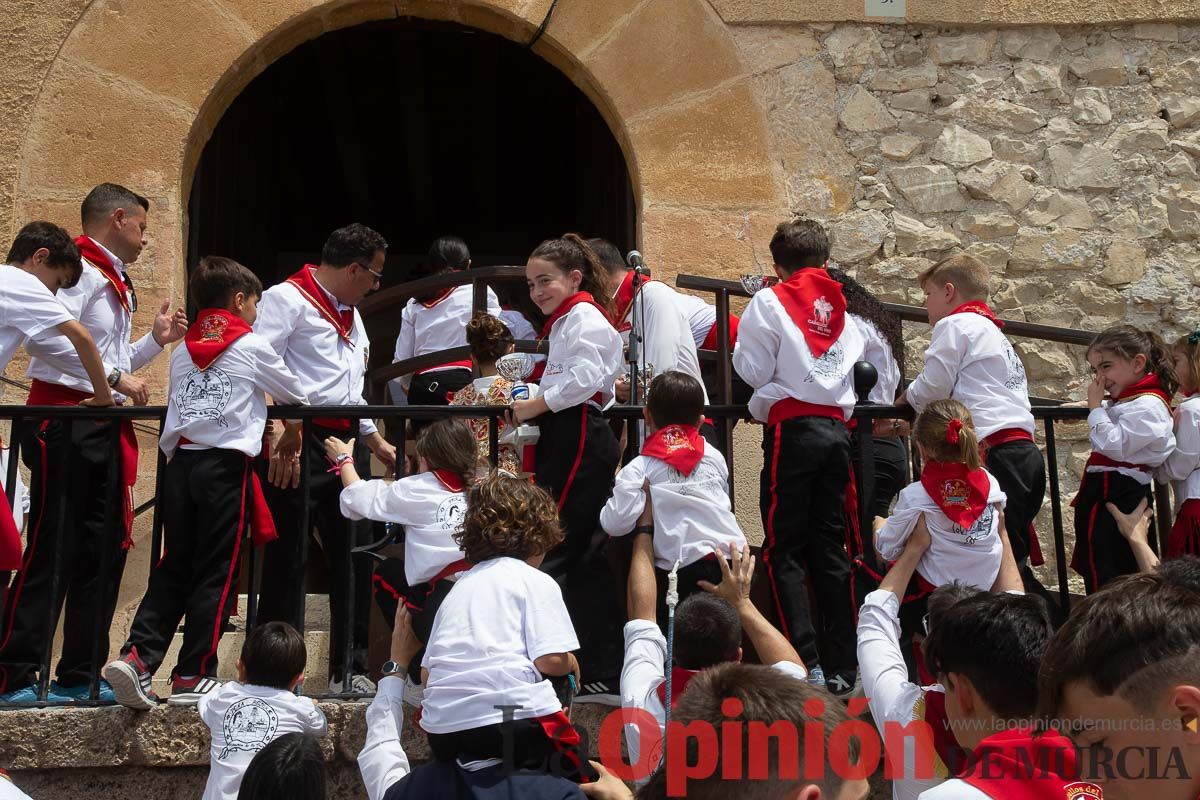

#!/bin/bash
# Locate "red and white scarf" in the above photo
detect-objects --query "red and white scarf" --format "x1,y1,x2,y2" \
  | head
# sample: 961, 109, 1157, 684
654, 665, 698, 708
184, 309, 252, 370
1111, 372, 1172, 410
285, 265, 355, 345
920, 460, 991, 530
770, 268, 846, 358
613, 269, 657, 332
538, 291, 613, 338
74, 236, 131, 314
948, 300, 1004, 329
641, 424, 705, 477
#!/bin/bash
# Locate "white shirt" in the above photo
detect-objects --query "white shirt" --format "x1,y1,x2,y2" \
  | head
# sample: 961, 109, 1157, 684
254, 277, 378, 437
620, 281, 708, 404
876, 475, 1007, 590
1157, 395, 1200, 509
0, 264, 73, 371
0, 447, 26, 533
420, 557, 578, 734
197, 681, 328, 800
858, 590, 948, 800
619, 619, 807, 780
26, 239, 164, 399
854, 314, 902, 405
732, 288, 865, 422
672, 292, 718, 349
540, 302, 622, 413
393, 285, 501, 389
600, 447, 745, 570
1087, 394, 1175, 484
0, 776, 32, 800
161, 332, 309, 458
359, 675, 414, 800
339, 471, 467, 584
905, 313, 1033, 439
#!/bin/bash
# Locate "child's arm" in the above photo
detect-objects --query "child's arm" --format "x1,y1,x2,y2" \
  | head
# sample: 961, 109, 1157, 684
599, 459, 648, 537
902, 323, 963, 411
1106, 499, 1159, 573
358, 606, 418, 800
252, 338, 309, 406
1088, 396, 1174, 461
533, 651, 580, 683
699, 543, 804, 669
55, 319, 114, 407
730, 297, 778, 389
325, 438, 416, 524
990, 509, 1024, 593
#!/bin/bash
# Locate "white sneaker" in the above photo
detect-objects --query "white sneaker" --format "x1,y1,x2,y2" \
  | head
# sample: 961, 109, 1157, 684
402, 676, 425, 708
329, 674, 376, 695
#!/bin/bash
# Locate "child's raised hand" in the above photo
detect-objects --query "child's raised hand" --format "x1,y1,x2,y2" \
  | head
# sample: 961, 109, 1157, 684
1087, 373, 1106, 409
699, 543, 755, 608
390, 604, 422, 666
1107, 499, 1152, 545
323, 436, 354, 462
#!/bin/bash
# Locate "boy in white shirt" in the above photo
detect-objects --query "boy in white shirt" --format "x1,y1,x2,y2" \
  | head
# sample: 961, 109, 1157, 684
600, 370, 745, 619
732, 217, 865, 696
197, 622, 328, 800
104, 256, 308, 709
0, 222, 114, 579
419, 471, 596, 784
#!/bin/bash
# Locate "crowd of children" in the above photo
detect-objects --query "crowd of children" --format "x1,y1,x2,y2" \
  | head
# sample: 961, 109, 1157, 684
3, 187, 1200, 800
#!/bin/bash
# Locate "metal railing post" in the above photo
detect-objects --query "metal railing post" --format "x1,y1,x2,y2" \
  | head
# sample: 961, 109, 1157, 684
295, 419, 311, 635
89, 419, 124, 704
38, 419, 72, 703
1043, 418, 1072, 614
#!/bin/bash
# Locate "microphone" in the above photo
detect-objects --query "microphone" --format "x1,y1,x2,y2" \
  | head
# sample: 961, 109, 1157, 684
627, 250, 649, 276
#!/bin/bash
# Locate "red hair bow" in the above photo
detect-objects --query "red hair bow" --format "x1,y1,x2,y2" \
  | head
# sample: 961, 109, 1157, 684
946, 418, 963, 445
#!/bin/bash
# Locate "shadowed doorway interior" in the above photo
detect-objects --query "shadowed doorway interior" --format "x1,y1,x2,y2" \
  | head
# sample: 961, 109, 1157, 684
188, 17, 636, 369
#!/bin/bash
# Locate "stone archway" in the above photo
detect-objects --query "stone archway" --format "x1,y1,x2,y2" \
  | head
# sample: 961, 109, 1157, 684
12, 0, 785, 338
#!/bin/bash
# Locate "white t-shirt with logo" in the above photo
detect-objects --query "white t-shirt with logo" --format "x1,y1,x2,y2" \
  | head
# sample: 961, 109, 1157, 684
0, 264, 73, 371
420, 557, 579, 734
197, 681, 328, 800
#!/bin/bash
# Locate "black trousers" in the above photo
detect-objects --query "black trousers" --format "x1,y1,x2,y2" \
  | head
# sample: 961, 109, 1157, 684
985, 441, 1055, 609
0, 418, 128, 691
372, 557, 455, 681
700, 362, 753, 406
535, 405, 624, 680
427, 715, 599, 784
759, 417, 856, 674
1073, 471, 1152, 594
850, 436, 909, 518
257, 424, 373, 679
122, 449, 251, 679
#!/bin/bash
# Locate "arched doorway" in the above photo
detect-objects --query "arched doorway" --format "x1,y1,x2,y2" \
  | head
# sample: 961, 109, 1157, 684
188, 17, 636, 361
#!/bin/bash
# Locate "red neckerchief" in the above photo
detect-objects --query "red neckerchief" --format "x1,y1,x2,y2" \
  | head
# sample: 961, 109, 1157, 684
1113, 372, 1173, 410
655, 666, 698, 708
419, 286, 455, 308
184, 309, 253, 370
74, 236, 131, 314
285, 265, 355, 345
948, 301, 1004, 329
641, 424, 705, 476
770, 267, 846, 358
614, 269, 655, 330
961, 727, 1098, 800
1184, 389, 1200, 399
538, 291, 612, 338
920, 460, 991, 530
432, 468, 465, 492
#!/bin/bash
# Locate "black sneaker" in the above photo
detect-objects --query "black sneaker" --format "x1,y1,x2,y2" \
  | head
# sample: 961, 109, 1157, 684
825, 669, 861, 700
103, 649, 158, 710
574, 677, 620, 706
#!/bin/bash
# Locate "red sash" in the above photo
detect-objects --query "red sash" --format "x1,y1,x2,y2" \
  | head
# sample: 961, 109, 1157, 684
770, 268, 845, 358
641, 424, 704, 476
74, 236, 131, 314
0, 438, 20, 571
766, 397, 845, 427
1168, 498, 1200, 560
1111, 372, 1173, 410
285, 265, 355, 345
920, 460, 991, 530
948, 301, 1004, 329
655, 665, 698, 708
1084, 452, 1151, 473
700, 314, 740, 351
981, 427, 1034, 452
184, 310, 252, 369
538, 292, 613, 338
960, 728, 1097, 800
27, 379, 139, 547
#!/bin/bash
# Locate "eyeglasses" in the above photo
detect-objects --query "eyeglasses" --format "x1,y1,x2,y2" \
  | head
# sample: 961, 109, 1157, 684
356, 261, 384, 282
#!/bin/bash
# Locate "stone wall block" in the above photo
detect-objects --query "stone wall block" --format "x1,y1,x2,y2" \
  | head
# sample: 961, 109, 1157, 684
1072, 87, 1113, 125
888, 164, 967, 212
838, 85, 897, 132
1000, 28, 1063, 62
928, 32, 996, 66
824, 26, 885, 68
938, 96, 1047, 134
1046, 143, 1123, 190
929, 124, 992, 168
1163, 95, 1200, 130
956, 212, 1019, 239
1100, 240, 1148, 285
892, 212, 961, 254
1107, 119, 1171, 151
828, 209, 890, 262
1010, 227, 1101, 271
867, 62, 938, 92
958, 162, 1036, 213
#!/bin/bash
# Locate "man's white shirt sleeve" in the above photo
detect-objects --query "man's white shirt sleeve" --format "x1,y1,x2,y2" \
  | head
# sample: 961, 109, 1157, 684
359, 675, 412, 800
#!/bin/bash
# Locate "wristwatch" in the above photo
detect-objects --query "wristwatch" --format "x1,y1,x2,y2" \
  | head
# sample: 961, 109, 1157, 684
381, 660, 404, 677
107, 367, 122, 388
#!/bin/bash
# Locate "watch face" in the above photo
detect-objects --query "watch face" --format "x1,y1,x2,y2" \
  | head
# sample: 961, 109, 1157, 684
382, 660, 402, 675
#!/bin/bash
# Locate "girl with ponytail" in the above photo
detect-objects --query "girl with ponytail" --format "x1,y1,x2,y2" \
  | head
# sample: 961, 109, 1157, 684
511, 232, 625, 698
875, 399, 1007, 598
324, 418, 477, 693
1073, 324, 1177, 591
1156, 330, 1200, 559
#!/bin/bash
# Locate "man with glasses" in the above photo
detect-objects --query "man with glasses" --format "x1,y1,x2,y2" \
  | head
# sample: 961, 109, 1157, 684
253, 222, 397, 694
0, 183, 188, 703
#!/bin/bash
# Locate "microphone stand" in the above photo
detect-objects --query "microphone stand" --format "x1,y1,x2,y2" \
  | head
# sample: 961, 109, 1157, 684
626, 267, 644, 405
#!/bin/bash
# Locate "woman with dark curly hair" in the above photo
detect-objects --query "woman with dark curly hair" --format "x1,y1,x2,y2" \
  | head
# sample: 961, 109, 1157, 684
416, 471, 598, 784
828, 268, 909, 519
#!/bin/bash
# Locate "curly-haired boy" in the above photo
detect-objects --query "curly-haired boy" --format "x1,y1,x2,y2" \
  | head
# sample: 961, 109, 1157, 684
416, 471, 597, 784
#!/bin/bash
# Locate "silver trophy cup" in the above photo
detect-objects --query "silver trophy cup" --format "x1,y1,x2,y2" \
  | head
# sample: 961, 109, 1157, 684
740, 273, 778, 294
496, 352, 540, 447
